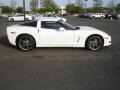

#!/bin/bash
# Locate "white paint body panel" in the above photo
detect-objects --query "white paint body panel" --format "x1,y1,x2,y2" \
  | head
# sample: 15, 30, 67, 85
38, 28, 74, 47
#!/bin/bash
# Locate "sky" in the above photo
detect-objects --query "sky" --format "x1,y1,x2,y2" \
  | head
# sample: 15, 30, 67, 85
1, 0, 120, 10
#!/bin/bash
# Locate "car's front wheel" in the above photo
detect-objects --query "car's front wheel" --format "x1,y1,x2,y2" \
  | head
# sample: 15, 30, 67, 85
10, 18, 14, 22
101, 16, 104, 19
16, 35, 35, 51
86, 35, 104, 51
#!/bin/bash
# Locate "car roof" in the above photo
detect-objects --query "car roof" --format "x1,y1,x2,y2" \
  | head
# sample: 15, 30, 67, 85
37, 17, 59, 22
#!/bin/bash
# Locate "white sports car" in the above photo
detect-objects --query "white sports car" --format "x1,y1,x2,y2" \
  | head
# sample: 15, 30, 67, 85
7, 18, 111, 51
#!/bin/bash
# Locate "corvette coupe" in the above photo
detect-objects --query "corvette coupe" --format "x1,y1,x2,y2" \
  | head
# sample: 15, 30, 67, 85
7, 18, 111, 51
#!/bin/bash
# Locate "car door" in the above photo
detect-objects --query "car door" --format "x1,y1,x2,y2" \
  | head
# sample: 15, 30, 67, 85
15, 15, 24, 21
38, 21, 74, 47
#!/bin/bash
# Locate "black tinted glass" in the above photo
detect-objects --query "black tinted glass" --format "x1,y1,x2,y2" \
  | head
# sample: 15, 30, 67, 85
21, 21, 37, 27
41, 21, 61, 29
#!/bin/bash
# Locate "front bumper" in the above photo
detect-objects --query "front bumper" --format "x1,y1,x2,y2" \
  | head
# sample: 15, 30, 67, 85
104, 37, 111, 46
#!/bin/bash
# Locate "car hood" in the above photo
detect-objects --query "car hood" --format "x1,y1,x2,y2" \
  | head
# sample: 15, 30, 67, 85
77, 26, 111, 37
77, 26, 104, 32
78, 26, 98, 30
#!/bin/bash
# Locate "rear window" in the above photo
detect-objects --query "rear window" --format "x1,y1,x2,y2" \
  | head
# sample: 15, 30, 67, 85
20, 21, 37, 27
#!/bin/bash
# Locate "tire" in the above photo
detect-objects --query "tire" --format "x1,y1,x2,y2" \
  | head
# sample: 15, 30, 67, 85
60, 19, 63, 21
92, 16, 95, 19
118, 17, 120, 20
101, 16, 104, 19
10, 18, 14, 22
25, 18, 29, 21
16, 35, 35, 51
85, 35, 104, 51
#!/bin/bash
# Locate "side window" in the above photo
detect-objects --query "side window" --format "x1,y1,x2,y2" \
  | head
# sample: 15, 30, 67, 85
43, 15, 46, 17
16, 15, 23, 17
41, 21, 61, 29
21, 21, 37, 27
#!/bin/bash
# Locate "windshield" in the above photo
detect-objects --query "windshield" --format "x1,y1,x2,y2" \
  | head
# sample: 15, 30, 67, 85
57, 21, 79, 30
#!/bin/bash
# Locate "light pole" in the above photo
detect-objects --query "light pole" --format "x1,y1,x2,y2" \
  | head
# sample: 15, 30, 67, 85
0, 4, 3, 14
84, 0, 88, 14
112, 0, 116, 14
0, 1, 2, 14
23, 0, 25, 21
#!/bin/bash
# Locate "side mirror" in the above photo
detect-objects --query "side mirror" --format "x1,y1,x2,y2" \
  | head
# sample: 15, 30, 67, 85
59, 27, 65, 31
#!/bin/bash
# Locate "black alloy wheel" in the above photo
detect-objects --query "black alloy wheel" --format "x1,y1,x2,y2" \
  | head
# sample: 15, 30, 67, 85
86, 35, 104, 51
16, 35, 35, 51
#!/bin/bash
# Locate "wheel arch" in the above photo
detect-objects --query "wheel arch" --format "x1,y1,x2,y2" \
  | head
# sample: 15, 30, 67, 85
85, 34, 104, 47
10, 18, 14, 21
16, 33, 36, 47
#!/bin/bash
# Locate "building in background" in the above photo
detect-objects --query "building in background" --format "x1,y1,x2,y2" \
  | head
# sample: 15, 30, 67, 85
38, 0, 44, 8
59, 6, 67, 15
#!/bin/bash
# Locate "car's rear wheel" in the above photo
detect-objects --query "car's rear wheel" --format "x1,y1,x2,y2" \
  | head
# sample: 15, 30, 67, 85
25, 18, 29, 21
101, 16, 104, 19
10, 18, 14, 22
16, 35, 35, 51
86, 35, 104, 51
92, 16, 95, 19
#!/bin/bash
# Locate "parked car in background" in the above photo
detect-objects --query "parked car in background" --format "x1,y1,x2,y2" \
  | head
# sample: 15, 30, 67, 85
0, 14, 9, 18
112, 13, 120, 19
105, 13, 112, 18
8, 14, 33, 21
35, 14, 67, 22
89, 13, 105, 19
7, 18, 111, 51
79, 13, 90, 18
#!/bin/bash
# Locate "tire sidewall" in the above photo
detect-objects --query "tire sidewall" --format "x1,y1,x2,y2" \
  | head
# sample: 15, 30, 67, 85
10, 18, 14, 22
16, 35, 35, 51
25, 18, 29, 21
86, 35, 104, 51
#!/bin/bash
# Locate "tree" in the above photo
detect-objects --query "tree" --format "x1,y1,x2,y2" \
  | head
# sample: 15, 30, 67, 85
1, 6, 12, 13
66, 4, 76, 14
76, 0, 84, 7
43, 0, 56, 8
30, 0, 38, 12
41, 0, 59, 13
66, 4, 83, 14
92, 0, 103, 13
116, 3, 120, 13
16, 7, 23, 13
93, 0, 102, 7
75, 6, 84, 13
91, 7, 103, 13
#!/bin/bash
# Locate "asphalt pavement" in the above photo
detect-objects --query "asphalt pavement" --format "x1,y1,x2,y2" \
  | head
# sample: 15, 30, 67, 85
0, 17, 120, 90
